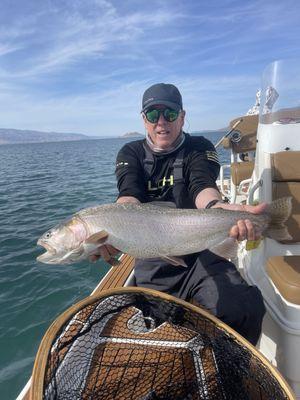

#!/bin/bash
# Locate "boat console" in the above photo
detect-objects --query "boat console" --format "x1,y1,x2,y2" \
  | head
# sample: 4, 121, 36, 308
236, 59, 300, 396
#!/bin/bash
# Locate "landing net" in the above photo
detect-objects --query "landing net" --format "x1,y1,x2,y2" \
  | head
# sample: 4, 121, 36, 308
31, 288, 294, 400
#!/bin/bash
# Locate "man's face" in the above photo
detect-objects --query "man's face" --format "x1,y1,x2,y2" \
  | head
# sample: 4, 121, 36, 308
143, 104, 185, 149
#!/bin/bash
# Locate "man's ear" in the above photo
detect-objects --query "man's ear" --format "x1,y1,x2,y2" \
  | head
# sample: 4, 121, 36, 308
180, 110, 186, 126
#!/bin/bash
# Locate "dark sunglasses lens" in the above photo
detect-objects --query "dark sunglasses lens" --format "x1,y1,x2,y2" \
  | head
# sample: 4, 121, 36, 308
145, 108, 179, 123
146, 109, 159, 123
164, 109, 179, 122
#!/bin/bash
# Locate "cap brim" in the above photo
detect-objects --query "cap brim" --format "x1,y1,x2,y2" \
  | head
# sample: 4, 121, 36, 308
142, 100, 181, 112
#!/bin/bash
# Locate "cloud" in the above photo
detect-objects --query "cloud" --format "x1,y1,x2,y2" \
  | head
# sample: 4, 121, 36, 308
0, 1, 182, 78
1, 0, 300, 134
0, 44, 22, 57
0, 78, 149, 135
0, 71, 260, 135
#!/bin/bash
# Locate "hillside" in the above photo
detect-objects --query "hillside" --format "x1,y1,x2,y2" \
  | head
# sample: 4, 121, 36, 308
0, 128, 94, 145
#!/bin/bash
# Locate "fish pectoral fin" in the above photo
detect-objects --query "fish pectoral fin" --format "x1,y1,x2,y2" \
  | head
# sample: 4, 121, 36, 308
85, 230, 109, 245
160, 255, 188, 268
210, 238, 238, 260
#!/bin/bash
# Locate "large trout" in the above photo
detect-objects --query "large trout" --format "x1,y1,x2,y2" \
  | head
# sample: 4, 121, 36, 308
37, 197, 292, 266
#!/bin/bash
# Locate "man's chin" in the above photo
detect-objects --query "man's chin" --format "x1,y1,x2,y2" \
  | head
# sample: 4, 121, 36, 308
155, 136, 173, 148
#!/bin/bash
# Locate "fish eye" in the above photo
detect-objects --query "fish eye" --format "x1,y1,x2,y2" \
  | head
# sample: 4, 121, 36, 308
45, 232, 52, 239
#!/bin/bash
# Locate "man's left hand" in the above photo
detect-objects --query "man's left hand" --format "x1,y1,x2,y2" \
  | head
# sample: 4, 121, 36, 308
213, 202, 268, 242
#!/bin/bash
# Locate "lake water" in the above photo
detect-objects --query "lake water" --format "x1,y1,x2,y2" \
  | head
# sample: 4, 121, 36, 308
0, 132, 228, 399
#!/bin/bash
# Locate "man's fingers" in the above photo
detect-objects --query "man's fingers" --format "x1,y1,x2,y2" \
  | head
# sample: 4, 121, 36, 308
99, 246, 112, 262
95, 245, 120, 265
237, 220, 247, 241
229, 225, 239, 239
106, 245, 120, 257
230, 220, 252, 241
230, 220, 262, 242
88, 242, 121, 265
225, 202, 267, 241
89, 254, 100, 262
245, 219, 255, 241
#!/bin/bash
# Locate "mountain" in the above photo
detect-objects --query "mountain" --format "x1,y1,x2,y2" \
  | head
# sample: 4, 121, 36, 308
0, 127, 229, 145
0, 128, 96, 145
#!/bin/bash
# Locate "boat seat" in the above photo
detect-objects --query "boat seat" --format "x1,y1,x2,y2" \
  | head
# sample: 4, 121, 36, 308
271, 151, 300, 243
266, 256, 300, 305
265, 151, 300, 305
230, 161, 254, 186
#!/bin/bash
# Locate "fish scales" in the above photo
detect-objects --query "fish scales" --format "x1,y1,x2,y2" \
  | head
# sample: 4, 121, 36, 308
36, 198, 291, 265
77, 204, 268, 258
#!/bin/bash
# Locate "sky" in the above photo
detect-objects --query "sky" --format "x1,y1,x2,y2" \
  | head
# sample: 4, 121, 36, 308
1, 0, 300, 136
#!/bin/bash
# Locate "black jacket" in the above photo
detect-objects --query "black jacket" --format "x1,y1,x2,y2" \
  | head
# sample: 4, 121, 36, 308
115, 133, 220, 208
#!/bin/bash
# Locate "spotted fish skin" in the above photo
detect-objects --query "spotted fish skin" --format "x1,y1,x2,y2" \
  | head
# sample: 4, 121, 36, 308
37, 198, 291, 265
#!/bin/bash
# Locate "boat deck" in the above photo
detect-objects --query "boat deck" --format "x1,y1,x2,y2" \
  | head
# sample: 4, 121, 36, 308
92, 253, 135, 295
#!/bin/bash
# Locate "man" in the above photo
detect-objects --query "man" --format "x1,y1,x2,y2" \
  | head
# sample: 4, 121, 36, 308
92, 83, 266, 345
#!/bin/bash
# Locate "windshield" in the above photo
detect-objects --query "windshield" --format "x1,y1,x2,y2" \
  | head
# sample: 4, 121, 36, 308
259, 58, 300, 124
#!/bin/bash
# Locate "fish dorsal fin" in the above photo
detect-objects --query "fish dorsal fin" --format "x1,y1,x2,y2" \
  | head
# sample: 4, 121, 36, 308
210, 238, 238, 260
160, 255, 188, 268
85, 230, 109, 245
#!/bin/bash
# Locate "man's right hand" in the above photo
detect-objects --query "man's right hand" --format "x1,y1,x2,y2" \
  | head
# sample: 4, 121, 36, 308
88, 233, 120, 265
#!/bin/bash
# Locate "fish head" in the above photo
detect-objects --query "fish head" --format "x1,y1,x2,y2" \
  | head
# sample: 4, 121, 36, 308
37, 217, 87, 264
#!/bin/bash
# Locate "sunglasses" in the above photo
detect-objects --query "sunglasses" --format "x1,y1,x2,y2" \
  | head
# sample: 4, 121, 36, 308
144, 108, 180, 123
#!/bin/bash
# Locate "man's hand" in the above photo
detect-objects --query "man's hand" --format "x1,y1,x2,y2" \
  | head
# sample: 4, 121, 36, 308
213, 202, 268, 242
88, 232, 120, 265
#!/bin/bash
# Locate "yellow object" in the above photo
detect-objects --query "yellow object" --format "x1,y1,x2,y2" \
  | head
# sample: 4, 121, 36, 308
246, 239, 262, 250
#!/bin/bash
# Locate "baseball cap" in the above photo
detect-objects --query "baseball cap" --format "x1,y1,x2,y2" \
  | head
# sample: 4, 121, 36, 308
142, 83, 183, 112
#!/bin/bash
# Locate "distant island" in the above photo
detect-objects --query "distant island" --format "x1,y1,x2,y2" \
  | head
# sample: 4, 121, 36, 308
121, 131, 144, 138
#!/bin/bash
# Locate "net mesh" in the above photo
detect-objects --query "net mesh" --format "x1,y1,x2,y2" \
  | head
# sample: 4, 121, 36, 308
35, 289, 292, 400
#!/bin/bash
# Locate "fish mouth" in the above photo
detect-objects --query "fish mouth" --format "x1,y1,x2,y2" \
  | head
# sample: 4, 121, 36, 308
37, 239, 56, 254
36, 253, 58, 264
37, 240, 57, 264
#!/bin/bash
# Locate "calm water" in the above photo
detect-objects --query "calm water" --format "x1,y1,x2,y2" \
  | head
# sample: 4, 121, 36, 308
0, 133, 227, 399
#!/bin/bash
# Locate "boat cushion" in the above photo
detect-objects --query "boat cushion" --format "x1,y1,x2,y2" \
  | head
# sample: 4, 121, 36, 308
272, 182, 300, 242
230, 161, 254, 186
223, 114, 258, 152
271, 151, 300, 181
267, 256, 300, 305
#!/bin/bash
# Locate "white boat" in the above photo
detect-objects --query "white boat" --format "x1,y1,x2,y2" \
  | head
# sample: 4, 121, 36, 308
17, 58, 300, 399
218, 58, 300, 398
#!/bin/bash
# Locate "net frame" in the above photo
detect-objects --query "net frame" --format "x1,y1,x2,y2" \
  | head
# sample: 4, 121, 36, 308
29, 287, 296, 400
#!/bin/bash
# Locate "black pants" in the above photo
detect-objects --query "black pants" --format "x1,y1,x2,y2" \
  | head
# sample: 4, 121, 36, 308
134, 251, 265, 345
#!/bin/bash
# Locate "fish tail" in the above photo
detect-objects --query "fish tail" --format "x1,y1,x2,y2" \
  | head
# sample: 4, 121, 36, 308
265, 197, 292, 241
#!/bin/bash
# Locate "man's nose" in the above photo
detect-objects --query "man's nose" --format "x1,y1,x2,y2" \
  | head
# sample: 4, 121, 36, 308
157, 112, 166, 124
